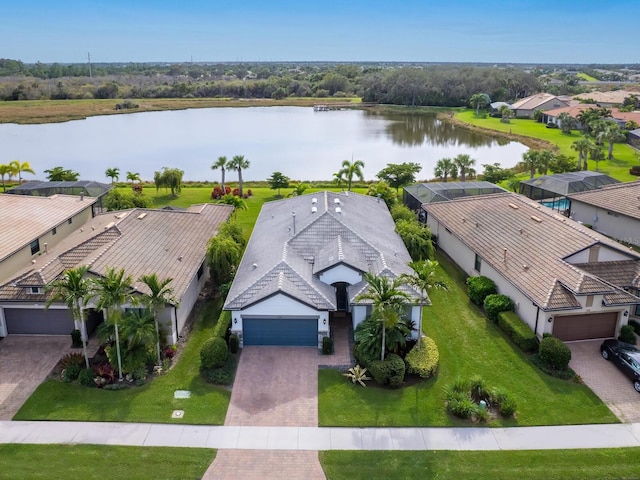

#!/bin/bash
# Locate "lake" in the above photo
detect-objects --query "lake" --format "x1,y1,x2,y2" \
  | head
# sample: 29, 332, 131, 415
1, 107, 528, 182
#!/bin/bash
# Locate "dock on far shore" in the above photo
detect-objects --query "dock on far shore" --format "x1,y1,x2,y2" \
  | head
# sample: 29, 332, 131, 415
313, 102, 376, 112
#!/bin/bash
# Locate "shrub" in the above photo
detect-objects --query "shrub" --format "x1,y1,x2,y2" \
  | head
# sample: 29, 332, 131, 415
448, 392, 478, 419
404, 336, 439, 379
629, 319, 640, 336
483, 294, 514, 322
322, 336, 333, 355
59, 352, 85, 370
499, 397, 518, 417
213, 310, 231, 339
343, 365, 371, 386
630, 165, 640, 176
469, 374, 489, 401
200, 355, 237, 386
92, 363, 115, 385
78, 368, 95, 387
352, 342, 376, 368
228, 334, 240, 354
164, 345, 177, 359
63, 364, 81, 382
530, 354, 576, 380
497, 311, 539, 353
200, 337, 228, 369
619, 325, 637, 344
466, 276, 497, 305
369, 354, 405, 388
538, 336, 572, 370
70, 329, 82, 348
390, 203, 416, 223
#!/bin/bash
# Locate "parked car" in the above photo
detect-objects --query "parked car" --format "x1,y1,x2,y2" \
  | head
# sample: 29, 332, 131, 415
600, 339, 640, 393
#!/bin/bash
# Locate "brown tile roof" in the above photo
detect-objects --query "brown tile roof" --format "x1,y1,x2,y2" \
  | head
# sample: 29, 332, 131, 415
0, 204, 233, 303
573, 260, 640, 288
511, 93, 568, 111
0, 194, 97, 262
568, 181, 640, 221
543, 106, 640, 124
574, 90, 636, 104
424, 193, 640, 311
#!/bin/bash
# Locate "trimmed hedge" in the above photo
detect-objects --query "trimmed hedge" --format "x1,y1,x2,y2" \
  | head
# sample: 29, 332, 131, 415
483, 294, 514, 322
200, 337, 228, 369
538, 336, 571, 370
466, 276, 497, 305
618, 324, 637, 344
369, 353, 406, 388
213, 310, 231, 339
404, 336, 439, 379
322, 336, 333, 355
497, 311, 538, 353
201, 355, 237, 385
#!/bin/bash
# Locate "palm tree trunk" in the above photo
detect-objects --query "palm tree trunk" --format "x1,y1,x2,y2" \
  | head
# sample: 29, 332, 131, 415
76, 300, 90, 368
238, 169, 243, 197
381, 325, 386, 361
608, 142, 614, 160
221, 169, 225, 192
154, 314, 162, 365
114, 320, 124, 381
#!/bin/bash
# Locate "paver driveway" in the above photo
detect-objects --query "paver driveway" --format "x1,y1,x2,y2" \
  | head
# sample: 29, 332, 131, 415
569, 340, 640, 423
0, 336, 76, 420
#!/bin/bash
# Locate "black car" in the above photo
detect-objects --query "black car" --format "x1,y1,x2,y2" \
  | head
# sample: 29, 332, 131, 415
600, 339, 640, 393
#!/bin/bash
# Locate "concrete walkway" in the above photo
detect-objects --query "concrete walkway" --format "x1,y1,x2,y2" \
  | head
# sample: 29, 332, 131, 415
2, 421, 640, 451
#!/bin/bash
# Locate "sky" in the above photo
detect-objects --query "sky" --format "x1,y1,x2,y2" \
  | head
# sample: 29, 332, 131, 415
2, 0, 637, 64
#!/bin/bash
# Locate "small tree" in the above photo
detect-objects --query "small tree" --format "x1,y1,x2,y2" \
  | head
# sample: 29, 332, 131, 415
376, 162, 422, 192
335, 158, 365, 191
105, 167, 120, 184
556, 112, 577, 134
267, 171, 290, 197
154, 167, 184, 196
469, 93, 490, 117
206, 235, 242, 287
44, 166, 80, 181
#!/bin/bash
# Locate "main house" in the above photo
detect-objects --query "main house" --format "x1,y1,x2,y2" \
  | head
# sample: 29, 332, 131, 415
0, 204, 233, 342
423, 193, 639, 341
0, 194, 97, 284
224, 191, 426, 348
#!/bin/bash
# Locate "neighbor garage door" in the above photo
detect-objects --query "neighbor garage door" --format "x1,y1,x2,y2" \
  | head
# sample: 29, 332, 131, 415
4, 308, 74, 335
243, 317, 317, 346
553, 312, 618, 341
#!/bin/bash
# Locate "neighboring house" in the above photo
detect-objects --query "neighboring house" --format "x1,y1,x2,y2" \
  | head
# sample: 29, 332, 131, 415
0, 194, 97, 284
423, 193, 639, 341
0, 204, 234, 341
510, 93, 569, 118
403, 181, 507, 212
6, 180, 112, 213
490, 101, 511, 113
224, 191, 426, 348
629, 128, 640, 149
543, 106, 640, 130
574, 90, 637, 108
568, 181, 640, 248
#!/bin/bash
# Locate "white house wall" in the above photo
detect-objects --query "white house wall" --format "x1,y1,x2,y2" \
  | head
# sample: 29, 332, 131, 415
564, 243, 634, 264
318, 264, 362, 286
172, 261, 209, 344
570, 201, 640, 247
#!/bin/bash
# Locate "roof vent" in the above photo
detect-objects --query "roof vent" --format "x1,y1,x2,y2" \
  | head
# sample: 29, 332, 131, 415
523, 264, 529, 271
311, 197, 318, 204
530, 215, 543, 223
178, 255, 183, 261
335, 207, 342, 214
519, 228, 524, 234
503, 248, 507, 263
104, 222, 115, 229
311, 206, 317, 214
91, 226, 95, 231
137, 212, 147, 220
334, 198, 340, 204
252, 263, 258, 269
508, 203, 519, 210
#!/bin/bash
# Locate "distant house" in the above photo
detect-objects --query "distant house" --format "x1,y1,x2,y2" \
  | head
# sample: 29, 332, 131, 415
542, 106, 640, 131
573, 90, 636, 108
224, 192, 426, 348
568, 181, 640, 248
0, 194, 97, 284
629, 128, 640, 149
423, 193, 639, 341
510, 93, 569, 118
0, 204, 233, 340
490, 101, 511, 113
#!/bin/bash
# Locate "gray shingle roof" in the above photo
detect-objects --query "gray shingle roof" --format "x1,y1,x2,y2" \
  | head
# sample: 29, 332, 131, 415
424, 193, 640, 311
224, 191, 424, 311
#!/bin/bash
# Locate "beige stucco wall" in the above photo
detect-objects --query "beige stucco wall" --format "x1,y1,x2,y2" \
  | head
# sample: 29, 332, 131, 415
570, 201, 640, 247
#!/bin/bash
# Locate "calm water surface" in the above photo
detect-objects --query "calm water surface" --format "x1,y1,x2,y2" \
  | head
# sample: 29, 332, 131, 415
1, 107, 528, 182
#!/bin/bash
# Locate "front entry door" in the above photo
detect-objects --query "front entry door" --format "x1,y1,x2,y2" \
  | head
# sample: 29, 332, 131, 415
334, 282, 348, 311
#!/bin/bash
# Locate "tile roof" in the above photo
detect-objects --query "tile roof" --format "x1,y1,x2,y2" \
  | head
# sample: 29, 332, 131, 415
568, 181, 640, 221
511, 93, 568, 111
0, 204, 233, 303
573, 260, 640, 288
224, 191, 425, 311
424, 193, 640, 311
574, 90, 636, 104
0, 194, 97, 262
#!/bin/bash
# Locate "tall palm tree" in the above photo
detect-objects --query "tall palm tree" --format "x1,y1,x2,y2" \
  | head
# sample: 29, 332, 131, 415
336, 158, 365, 191
227, 155, 250, 197
9, 160, 35, 183
433, 157, 456, 182
0, 164, 13, 192
211, 156, 228, 192
356, 273, 410, 361
105, 167, 120, 184
89, 267, 134, 381
46, 266, 92, 368
126, 171, 141, 186
572, 136, 594, 171
469, 93, 490, 117
139, 274, 177, 365
453, 154, 476, 182
521, 151, 542, 179
600, 123, 626, 160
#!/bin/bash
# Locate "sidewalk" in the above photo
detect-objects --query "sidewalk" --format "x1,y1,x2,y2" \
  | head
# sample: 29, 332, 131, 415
2, 421, 640, 451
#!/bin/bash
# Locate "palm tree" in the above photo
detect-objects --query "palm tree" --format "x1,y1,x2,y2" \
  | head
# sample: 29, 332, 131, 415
105, 167, 120, 184
211, 156, 228, 192
126, 171, 141, 186
139, 274, 177, 365
400, 260, 448, 345
336, 158, 365, 191
521, 151, 543, 179
227, 155, 250, 197
572, 136, 594, 170
469, 93, 490, 117
89, 267, 134, 381
600, 123, 626, 160
433, 158, 456, 182
290, 183, 308, 196
556, 112, 577, 134
355, 273, 410, 361
46, 266, 92, 368
9, 160, 35, 183
453, 154, 476, 182
0, 164, 13, 192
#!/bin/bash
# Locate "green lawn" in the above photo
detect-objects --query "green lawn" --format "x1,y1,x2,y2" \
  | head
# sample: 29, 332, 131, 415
318, 252, 617, 427
14, 299, 231, 424
456, 109, 640, 182
0, 444, 215, 480
320, 449, 640, 480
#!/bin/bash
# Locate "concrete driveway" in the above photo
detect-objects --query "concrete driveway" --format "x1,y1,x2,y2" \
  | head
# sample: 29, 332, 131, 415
568, 340, 640, 423
0, 336, 75, 420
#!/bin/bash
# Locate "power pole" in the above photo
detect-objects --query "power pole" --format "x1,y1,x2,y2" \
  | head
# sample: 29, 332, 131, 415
88, 52, 92, 78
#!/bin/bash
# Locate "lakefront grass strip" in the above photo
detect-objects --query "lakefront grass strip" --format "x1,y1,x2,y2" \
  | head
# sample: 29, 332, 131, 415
318, 252, 616, 427
319, 449, 640, 480
0, 444, 215, 480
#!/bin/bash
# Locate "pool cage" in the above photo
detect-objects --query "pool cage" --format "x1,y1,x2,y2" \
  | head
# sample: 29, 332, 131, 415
6, 181, 113, 213
403, 181, 508, 211
519, 171, 619, 213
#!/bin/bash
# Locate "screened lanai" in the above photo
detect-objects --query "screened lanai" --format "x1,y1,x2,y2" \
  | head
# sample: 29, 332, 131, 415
6, 181, 113, 213
403, 181, 507, 211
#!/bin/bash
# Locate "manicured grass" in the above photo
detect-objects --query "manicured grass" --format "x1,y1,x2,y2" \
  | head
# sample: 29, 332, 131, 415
318, 252, 617, 427
320, 449, 640, 480
0, 444, 215, 480
456, 109, 640, 182
14, 299, 231, 424
576, 73, 599, 82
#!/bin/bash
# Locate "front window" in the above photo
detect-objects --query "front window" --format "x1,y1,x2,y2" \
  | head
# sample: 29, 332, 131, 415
30, 239, 40, 255
474, 254, 482, 272
635, 303, 640, 317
